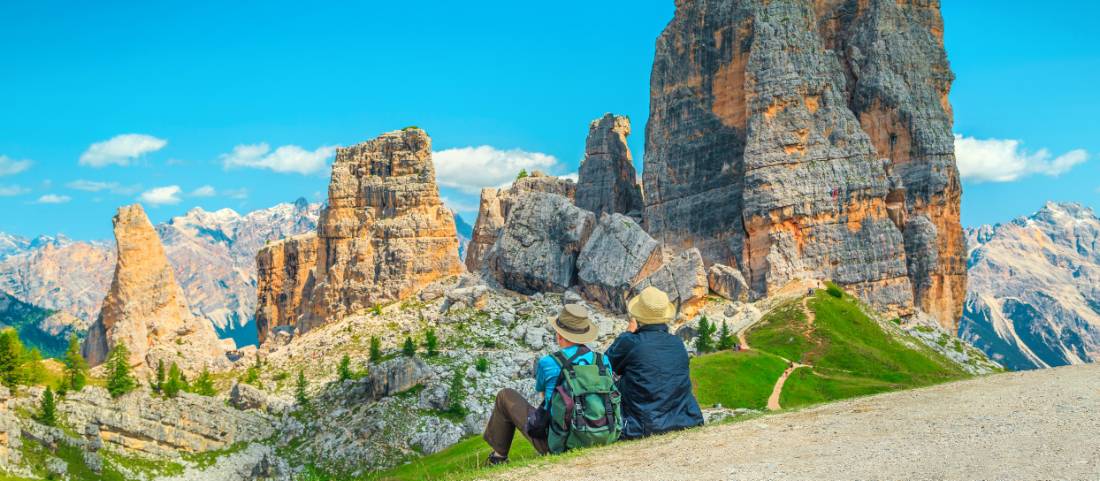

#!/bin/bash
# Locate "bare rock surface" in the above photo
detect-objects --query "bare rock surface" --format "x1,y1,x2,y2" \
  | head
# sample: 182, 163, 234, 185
300, 128, 464, 332
633, 248, 708, 319
576, 213, 662, 313
643, 0, 965, 329
492, 364, 1100, 481
82, 204, 228, 374
465, 172, 577, 272
483, 192, 595, 294
575, 114, 643, 221
255, 232, 318, 345
707, 263, 749, 302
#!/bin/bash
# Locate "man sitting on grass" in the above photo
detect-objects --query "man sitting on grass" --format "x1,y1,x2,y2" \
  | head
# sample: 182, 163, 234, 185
482, 304, 614, 465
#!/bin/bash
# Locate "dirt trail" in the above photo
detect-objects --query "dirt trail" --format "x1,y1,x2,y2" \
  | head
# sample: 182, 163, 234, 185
489, 364, 1100, 481
765, 363, 808, 411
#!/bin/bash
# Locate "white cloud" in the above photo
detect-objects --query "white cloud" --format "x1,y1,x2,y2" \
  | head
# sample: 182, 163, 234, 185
955, 134, 1088, 182
433, 146, 561, 194
221, 143, 337, 175
35, 194, 71, 204
0, 185, 30, 196
191, 185, 216, 197
79, 134, 168, 167
0, 155, 32, 176
139, 185, 182, 206
440, 196, 479, 216
67, 180, 142, 195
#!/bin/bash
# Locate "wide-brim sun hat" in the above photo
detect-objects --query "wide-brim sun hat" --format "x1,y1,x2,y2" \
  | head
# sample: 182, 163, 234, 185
549, 304, 599, 344
627, 286, 676, 325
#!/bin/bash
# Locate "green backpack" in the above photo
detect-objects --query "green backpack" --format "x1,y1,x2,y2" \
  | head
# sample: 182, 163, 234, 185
547, 349, 623, 454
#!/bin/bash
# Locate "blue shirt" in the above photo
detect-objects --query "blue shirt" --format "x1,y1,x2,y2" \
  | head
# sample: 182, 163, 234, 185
535, 345, 613, 408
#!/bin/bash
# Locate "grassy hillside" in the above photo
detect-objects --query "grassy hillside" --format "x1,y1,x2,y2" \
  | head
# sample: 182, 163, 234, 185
0, 292, 72, 358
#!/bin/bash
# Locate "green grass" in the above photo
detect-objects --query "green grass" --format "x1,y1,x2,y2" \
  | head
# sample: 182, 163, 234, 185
744, 301, 813, 362
690, 349, 789, 410
180, 442, 248, 469
367, 435, 536, 481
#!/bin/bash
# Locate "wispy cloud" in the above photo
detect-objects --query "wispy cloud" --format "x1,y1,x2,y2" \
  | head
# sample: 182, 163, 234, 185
79, 134, 167, 167
190, 185, 216, 197
66, 179, 141, 195
955, 134, 1088, 182
139, 185, 182, 206
433, 146, 561, 194
0, 185, 30, 197
35, 194, 71, 204
0, 155, 32, 176
221, 143, 337, 175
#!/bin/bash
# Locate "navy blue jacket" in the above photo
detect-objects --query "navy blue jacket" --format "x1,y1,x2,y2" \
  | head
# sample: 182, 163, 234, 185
606, 323, 704, 439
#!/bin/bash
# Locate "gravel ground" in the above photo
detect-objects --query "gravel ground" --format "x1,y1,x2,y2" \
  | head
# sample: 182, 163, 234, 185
487, 363, 1100, 481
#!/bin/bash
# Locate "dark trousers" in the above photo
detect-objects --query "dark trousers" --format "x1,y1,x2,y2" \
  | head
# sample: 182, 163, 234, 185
483, 388, 549, 456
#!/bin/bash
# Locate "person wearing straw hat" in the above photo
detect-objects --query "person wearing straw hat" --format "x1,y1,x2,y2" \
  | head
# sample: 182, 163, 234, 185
606, 286, 704, 440
482, 303, 612, 465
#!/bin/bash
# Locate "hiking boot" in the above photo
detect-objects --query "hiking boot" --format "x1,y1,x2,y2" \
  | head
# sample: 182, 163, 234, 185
486, 453, 508, 466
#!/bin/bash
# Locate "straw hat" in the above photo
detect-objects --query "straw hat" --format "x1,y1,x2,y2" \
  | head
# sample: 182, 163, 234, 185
549, 304, 599, 344
627, 286, 676, 325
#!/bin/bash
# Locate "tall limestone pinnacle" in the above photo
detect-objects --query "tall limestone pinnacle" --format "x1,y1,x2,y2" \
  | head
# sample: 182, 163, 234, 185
644, 0, 965, 329
82, 204, 229, 374
293, 128, 465, 334
575, 114, 644, 220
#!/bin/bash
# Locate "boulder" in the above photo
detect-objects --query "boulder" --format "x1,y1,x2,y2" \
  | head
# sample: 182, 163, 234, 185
633, 248, 708, 319
465, 171, 577, 272
708, 264, 750, 302
229, 382, 269, 411
483, 192, 595, 295
576, 213, 663, 312
575, 114, 644, 221
347, 357, 429, 402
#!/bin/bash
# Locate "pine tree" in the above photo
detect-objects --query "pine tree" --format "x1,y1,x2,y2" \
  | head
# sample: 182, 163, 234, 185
295, 369, 309, 409
402, 337, 416, 357
337, 354, 352, 381
694, 317, 714, 354
446, 369, 466, 417
105, 343, 136, 398
0, 328, 25, 389
38, 386, 56, 427
152, 359, 166, 394
424, 329, 439, 357
180, 370, 190, 393
716, 321, 735, 351
516, 169, 529, 180
193, 367, 216, 396
63, 336, 88, 392
164, 362, 183, 398
369, 337, 382, 363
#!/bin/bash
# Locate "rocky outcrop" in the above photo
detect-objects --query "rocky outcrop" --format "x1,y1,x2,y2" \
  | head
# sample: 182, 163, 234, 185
483, 192, 595, 295
464, 171, 576, 271
643, 0, 965, 329
575, 114, 644, 220
961, 202, 1100, 370
708, 264, 749, 302
299, 128, 464, 333
82, 204, 228, 374
0, 238, 113, 330
255, 233, 318, 345
633, 248, 708, 319
576, 213, 663, 312
344, 357, 429, 402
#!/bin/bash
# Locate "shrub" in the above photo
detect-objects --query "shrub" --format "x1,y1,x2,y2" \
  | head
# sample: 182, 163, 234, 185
105, 343, 137, 398
371, 303, 383, 316
516, 169, 528, 180
475, 357, 490, 373
338, 354, 352, 382
826, 283, 844, 298
716, 321, 735, 351
192, 368, 217, 396
444, 369, 466, 418
164, 363, 183, 398
424, 329, 439, 357
295, 370, 309, 409
0, 328, 25, 389
402, 337, 416, 357
152, 359, 166, 394
369, 337, 382, 363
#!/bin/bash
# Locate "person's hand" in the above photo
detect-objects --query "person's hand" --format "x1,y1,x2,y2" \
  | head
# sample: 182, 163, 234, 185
627, 318, 638, 333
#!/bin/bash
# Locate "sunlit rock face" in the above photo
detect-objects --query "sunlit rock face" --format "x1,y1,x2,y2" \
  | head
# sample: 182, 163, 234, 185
297, 128, 465, 333
644, 0, 964, 329
962, 202, 1100, 370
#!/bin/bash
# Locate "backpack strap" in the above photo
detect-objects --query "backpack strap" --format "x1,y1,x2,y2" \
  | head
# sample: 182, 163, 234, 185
592, 352, 607, 376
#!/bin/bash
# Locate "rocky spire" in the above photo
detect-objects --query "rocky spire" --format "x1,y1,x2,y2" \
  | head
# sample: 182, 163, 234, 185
297, 128, 464, 333
643, 0, 965, 330
82, 204, 228, 373
575, 114, 644, 221
255, 233, 317, 345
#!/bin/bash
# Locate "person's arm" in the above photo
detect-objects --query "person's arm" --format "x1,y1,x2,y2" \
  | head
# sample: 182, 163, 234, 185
535, 355, 557, 406
605, 333, 636, 374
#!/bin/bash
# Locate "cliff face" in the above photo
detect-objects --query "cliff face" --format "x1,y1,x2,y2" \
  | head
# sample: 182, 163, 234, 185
82, 204, 227, 374
962, 203, 1100, 370
644, 0, 964, 329
255, 233, 318, 345
575, 114, 644, 221
464, 172, 576, 272
0, 238, 113, 328
299, 129, 464, 333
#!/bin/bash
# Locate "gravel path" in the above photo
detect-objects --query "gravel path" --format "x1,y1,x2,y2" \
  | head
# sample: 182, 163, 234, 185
765, 363, 808, 411
487, 363, 1100, 481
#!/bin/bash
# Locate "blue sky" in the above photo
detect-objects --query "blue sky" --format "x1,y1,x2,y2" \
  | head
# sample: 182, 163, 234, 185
0, 1, 1096, 240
